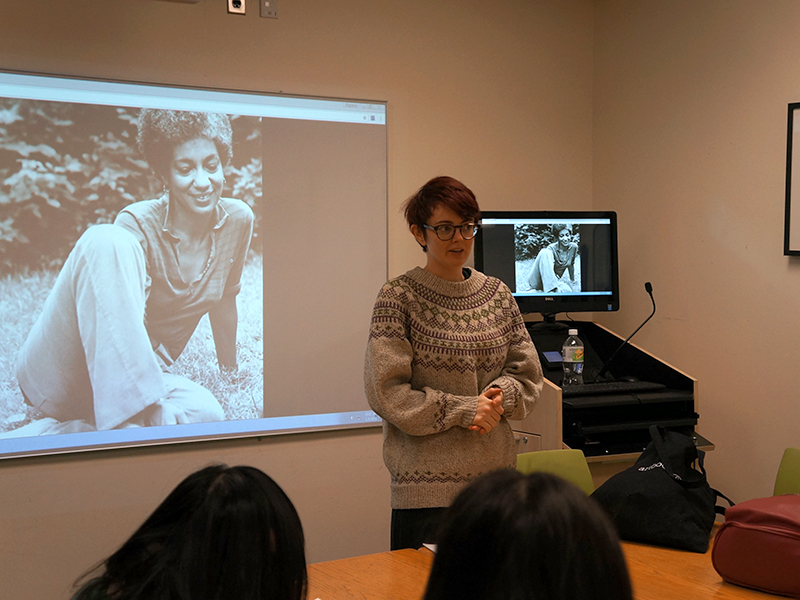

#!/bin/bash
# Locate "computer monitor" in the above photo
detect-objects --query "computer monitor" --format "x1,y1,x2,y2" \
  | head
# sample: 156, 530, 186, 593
474, 211, 619, 322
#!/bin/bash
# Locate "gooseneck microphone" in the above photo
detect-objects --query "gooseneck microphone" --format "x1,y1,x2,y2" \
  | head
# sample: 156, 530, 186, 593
595, 282, 656, 382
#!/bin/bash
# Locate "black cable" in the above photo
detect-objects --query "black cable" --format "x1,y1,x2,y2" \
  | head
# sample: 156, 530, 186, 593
594, 282, 656, 382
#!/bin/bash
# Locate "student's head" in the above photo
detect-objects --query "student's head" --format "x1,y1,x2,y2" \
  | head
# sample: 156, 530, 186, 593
403, 176, 481, 252
137, 108, 233, 183
424, 469, 633, 600
73, 464, 307, 600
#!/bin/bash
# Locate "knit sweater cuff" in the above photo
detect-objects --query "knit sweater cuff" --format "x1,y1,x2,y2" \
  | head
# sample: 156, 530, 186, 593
450, 394, 479, 430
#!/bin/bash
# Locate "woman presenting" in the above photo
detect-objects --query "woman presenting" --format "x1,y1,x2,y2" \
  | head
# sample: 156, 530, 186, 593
364, 176, 543, 550
13, 109, 254, 434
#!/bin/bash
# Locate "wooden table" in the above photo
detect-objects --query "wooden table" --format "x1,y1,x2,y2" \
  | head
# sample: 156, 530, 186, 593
307, 539, 778, 600
308, 548, 432, 600
622, 539, 776, 599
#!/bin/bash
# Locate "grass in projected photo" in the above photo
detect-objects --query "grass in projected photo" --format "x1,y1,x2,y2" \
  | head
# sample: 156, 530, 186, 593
0, 253, 263, 433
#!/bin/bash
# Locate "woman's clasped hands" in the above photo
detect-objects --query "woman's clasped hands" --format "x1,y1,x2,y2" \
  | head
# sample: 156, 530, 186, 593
469, 387, 504, 435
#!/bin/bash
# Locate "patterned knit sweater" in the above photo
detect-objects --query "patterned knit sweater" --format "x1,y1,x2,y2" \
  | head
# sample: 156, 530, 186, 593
364, 267, 543, 509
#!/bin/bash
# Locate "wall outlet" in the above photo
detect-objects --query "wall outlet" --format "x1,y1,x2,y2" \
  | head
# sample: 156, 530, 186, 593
260, 0, 277, 18
228, 0, 245, 15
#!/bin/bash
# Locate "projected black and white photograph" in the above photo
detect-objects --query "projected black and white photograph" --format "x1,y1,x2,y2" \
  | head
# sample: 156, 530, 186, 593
0, 99, 265, 438
0, 72, 388, 458
514, 222, 582, 294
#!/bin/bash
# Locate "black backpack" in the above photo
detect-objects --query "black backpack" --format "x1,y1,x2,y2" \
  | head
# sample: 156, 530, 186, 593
591, 425, 733, 553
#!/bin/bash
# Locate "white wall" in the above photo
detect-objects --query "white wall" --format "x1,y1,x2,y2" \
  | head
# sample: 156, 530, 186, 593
0, 1, 595, 598
1, 429, 388, 600
593, 0, 800, 504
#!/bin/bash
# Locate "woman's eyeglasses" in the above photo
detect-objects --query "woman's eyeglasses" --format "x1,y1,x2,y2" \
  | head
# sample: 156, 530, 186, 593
422, 222, 480, 241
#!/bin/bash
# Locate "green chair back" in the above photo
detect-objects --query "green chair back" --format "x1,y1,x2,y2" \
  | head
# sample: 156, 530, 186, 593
774, 447, 800, 495
516, 449, 595, 495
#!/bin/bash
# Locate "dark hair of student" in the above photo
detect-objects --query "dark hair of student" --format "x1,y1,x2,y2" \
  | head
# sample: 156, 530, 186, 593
424, 469, 633, 600
403, 176, 481, 252
137, 108, 234, 182
72, 464, 307, 600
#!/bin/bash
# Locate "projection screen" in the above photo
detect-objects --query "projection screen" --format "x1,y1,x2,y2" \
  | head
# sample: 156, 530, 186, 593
0, 71, 387, 459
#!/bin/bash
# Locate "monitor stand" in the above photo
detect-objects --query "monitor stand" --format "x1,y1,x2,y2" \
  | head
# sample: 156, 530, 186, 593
527, 313, 569, 333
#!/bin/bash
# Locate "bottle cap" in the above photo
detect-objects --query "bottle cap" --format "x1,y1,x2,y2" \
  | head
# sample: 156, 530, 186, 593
568, 329, 578, 336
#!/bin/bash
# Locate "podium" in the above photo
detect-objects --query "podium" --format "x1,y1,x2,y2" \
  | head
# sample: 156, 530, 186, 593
509, 321, 713, 487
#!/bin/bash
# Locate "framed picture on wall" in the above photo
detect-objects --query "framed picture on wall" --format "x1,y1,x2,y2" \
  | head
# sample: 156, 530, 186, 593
784, 102, 800, 255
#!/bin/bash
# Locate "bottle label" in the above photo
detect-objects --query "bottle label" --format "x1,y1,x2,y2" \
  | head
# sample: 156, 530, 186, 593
562, 347, 584, 363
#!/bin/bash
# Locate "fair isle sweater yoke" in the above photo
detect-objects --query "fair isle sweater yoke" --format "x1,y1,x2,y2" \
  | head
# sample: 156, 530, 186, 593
364, 267, 543, 509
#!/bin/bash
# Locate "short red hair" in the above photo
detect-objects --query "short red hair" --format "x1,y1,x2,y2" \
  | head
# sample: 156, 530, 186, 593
402, 176, 481, 233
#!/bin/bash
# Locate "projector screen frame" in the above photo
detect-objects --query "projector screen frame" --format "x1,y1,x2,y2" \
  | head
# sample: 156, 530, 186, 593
0, 69, 387, 460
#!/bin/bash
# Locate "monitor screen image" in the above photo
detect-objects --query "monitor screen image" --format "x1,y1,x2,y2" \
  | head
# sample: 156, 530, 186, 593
0, 71, 387, 459
475, 211, 619, 320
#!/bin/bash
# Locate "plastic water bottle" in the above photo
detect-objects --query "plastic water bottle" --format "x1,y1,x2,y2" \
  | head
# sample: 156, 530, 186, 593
562, 329, 584, 386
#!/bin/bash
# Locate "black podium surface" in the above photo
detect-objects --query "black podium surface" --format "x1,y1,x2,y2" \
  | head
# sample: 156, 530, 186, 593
526, 321, 702, 458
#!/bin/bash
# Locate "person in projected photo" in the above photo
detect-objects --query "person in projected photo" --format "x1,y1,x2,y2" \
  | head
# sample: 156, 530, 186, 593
423, 470, 633, 600
10, 109, 254, 435
527, 223, 579, 293
364, 176, 543, 550
71, 464, 307, 600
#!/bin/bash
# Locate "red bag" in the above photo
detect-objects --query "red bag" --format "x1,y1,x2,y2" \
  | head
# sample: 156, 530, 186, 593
712, 495, 800, 597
